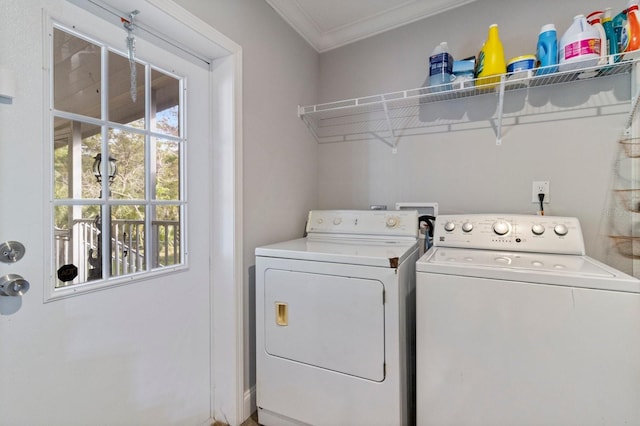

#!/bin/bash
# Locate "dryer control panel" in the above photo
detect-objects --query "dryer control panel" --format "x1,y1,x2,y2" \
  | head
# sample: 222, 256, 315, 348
433, 214, 585, 255
306, 210, 418, 238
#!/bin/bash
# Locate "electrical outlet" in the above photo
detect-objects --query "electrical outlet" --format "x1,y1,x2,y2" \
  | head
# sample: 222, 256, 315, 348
532, 181, 550, 203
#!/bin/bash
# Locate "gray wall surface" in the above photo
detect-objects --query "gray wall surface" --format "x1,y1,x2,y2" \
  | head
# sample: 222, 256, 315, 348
317, 0, 633, 270
174, 0, 319, 402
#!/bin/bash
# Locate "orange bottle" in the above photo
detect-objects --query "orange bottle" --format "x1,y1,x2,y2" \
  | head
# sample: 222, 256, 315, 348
624, 0, 640, 52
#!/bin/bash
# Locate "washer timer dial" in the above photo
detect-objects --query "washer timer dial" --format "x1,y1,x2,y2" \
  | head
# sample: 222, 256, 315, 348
492, 221, 510, 236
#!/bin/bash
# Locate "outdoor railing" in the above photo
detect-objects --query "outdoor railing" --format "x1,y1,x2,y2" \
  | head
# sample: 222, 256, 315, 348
55, 219, 180, 283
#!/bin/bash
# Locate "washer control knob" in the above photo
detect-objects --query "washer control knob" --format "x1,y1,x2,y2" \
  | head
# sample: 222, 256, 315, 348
386, 216, 399, 228
333, 217, 342, 225
531, 224, 545, 235
444, 221, 455, 232
462, 222, 474, 233
492, 221, 510, 236
554, 224, 569, 236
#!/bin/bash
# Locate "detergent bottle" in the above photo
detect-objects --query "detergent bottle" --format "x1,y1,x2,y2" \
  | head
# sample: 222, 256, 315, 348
623, 0, 640, 52
602, 8, 620, 61
429, 42, 453, 91
586, 11, 608, 64
536, 24, 558, 75
614, 8, 628, 53
476, 24, 506, 87
559, 15, 601, 71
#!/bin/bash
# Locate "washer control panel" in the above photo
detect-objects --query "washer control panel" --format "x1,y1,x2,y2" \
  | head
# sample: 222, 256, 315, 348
434, 214, 585, 255
306, 210, 418, 238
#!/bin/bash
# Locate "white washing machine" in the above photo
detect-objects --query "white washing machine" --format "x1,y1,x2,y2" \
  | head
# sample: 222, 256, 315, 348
255, 210, 419, 426
416, 214, 640, 426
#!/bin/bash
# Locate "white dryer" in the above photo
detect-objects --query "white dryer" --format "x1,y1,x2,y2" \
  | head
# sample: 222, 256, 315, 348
416, 214, 640, 426
255, 210, 419, 426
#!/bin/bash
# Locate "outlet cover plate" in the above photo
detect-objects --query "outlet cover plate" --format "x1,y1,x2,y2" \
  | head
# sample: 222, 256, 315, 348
532, 181, 550, 203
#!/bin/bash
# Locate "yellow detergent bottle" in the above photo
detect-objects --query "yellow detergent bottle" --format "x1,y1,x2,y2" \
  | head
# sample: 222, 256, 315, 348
476, 24, 507, 87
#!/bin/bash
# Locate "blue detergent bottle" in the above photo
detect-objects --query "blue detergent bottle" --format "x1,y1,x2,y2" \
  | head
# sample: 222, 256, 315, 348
603, 8, 620, 61
429, 42, 453, 91
536, 24, 558, 75
613, 8, 628, 54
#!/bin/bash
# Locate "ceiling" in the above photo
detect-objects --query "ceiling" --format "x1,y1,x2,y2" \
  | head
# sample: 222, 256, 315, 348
265, 0, 477, 53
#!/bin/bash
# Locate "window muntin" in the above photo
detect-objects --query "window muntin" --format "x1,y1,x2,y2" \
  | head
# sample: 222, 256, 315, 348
52, 25, 185, 289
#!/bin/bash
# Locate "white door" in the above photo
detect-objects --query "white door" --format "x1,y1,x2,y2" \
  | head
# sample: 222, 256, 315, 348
0, 2, 215, 424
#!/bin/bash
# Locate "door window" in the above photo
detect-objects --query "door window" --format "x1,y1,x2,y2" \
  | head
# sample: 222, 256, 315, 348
52, 25, 185, 291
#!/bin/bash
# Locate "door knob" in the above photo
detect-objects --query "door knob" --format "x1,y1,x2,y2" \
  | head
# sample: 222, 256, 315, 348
0, 241, 25, 263
0, 274, 30, 296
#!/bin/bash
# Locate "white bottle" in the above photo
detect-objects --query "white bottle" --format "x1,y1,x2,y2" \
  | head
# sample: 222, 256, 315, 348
429, 42, 453, 91
559, 15, 601, 71
586, 11, 608, 64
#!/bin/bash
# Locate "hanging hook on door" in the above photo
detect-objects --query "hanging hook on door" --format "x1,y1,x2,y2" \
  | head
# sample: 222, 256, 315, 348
121, 10, 140, 102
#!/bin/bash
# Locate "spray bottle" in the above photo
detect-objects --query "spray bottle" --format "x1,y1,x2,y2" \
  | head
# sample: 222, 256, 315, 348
602, 7, 620, 61
623, 0, 640, 52
614, 8, 628, 54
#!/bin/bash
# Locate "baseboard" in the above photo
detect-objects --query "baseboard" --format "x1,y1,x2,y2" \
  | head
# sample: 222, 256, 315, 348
243, 385, 256, 421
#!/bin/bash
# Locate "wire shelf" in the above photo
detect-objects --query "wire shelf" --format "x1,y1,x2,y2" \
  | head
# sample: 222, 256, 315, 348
299, 53, 639, 149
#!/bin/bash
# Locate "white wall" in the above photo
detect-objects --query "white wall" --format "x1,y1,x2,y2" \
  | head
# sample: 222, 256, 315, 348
317, 0, 633, 271
173, 0, 320, 411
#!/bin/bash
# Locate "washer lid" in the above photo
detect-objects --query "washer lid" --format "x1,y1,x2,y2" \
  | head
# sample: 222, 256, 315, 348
417, 247, 640, 293
256, 237, 417, 268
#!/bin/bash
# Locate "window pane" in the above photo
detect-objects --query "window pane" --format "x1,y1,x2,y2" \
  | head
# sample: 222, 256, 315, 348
155, 138, 180, 200
53, 28, 101, 119
109, 51, 145, 127
53, 119, 102, 199
51, 26, 187, 294
54, 204, 102, 287
108, 128, 145, 200
153, 205, 180, 268
111, 205, 146, 277
151, 69, 180, 136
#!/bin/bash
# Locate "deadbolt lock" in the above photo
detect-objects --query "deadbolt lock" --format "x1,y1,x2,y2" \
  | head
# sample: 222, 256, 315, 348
0, 241, 25, 263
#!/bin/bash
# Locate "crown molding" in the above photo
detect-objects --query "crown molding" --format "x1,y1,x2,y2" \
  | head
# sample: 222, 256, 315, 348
266, 0, 477, 53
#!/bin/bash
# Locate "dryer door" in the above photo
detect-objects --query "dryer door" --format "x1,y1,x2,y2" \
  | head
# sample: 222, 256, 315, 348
264, 268, 385, 381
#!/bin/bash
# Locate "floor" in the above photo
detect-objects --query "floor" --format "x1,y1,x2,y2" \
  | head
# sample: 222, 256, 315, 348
212, 411, 259, 426
240, 411, 259, 426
